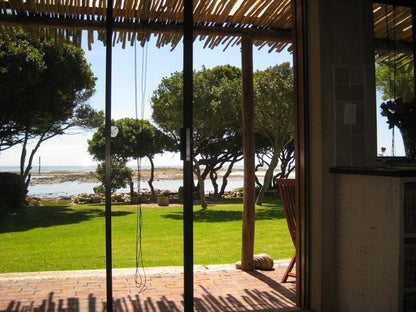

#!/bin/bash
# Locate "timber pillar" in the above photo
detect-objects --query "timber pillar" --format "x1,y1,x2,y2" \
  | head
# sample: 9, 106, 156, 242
240, 36, 256, 271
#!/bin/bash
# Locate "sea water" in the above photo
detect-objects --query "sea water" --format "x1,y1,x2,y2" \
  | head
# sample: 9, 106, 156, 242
26, 179, 244, 198
0, 166, 244, 198
0, 165, 88, 172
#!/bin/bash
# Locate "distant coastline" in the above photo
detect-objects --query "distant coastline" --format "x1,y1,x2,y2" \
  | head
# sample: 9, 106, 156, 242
0, 164, 182, 173
0, 165, 252, 198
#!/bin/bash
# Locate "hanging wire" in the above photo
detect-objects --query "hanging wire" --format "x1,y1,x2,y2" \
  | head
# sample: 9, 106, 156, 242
141, 42, 149, 119
133, 30, 148, 294
392, 5, 397, 156
385, 4, 397, 156
134, 157, 146, 293
135, 35, 139, 121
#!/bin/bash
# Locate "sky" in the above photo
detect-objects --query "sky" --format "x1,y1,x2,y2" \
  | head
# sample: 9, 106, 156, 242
0, 32, 293, 167
0, 31, 403, 167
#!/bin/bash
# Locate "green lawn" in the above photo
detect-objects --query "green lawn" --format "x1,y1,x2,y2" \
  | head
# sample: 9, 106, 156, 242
0, 197, 294, 273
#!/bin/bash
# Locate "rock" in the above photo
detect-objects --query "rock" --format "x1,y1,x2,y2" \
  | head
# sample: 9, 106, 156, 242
253, 253, 274, 270
74, 193, 104, 204
235, 253, 274, 271
157, 196, 169, 206
71, 190, 179, 205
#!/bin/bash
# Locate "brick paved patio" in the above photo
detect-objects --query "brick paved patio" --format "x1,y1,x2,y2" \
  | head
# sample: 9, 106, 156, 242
0, 261, 297, 312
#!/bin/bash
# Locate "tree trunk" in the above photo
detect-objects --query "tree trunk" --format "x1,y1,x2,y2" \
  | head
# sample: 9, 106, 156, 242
147, 156, 156, 201
193, 158, 207, 209
20, 132, 45, 192
20, 133, 28, 184
256, 150, 280, 205
219, 161, 235, 196
209, 171, 219, 196
129, 181, 134, 203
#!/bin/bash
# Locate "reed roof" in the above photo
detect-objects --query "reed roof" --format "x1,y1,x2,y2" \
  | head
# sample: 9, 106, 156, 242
373, 3, 414, 67
0, 0, 292, 52
0, 0, 413, 64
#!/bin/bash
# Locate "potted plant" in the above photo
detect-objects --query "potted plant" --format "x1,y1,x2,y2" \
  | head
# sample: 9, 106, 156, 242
380, 97, 416, 160
157, 191, 169, 206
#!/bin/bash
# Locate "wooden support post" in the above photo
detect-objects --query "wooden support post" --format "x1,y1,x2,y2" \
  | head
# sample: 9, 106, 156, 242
104, 0, 114, 311
412, 8, 416, 102
183, 0, 194, 310
292, 0, 310, 307
241, 36, 255, 271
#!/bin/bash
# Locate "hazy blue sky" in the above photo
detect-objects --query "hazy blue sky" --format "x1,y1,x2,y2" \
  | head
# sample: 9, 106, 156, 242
0, 32, 293, 167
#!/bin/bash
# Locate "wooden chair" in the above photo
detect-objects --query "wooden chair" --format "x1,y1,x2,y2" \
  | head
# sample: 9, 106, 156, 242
275, 178, 296, 283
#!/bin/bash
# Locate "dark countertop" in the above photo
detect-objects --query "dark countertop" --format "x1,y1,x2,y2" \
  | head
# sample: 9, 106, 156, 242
330, 167, 416, 177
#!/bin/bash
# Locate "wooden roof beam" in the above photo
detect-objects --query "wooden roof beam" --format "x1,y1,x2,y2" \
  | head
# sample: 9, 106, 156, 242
0, 14, 292, 43
374, 38, 414, 56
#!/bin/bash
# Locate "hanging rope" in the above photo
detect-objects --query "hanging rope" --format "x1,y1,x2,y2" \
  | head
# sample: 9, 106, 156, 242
141, 42, 149, 119
392, 5, 398, 156
133, 26, 149, 294
385, 4, 397, 156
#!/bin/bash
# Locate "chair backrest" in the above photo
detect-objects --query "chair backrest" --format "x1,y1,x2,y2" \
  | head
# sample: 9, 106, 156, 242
275, 178, 296, 245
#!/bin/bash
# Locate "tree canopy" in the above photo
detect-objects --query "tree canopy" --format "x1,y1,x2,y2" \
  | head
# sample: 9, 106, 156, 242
0, 29, 46, 150
254, 62, 294, 204
88, 118, 175, 196
0, 28, 102, 189
376, 61, 414, 101
151, 63, 295, 205
152, 65, 243, 206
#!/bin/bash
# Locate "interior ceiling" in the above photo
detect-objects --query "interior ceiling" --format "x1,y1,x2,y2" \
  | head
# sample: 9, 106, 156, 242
0, 0, 413, 63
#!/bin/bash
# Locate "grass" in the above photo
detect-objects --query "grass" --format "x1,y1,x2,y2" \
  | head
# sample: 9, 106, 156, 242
0, 197, 294, 273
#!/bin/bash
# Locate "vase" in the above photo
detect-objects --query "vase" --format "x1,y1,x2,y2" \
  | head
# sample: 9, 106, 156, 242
400, 128, 416, 160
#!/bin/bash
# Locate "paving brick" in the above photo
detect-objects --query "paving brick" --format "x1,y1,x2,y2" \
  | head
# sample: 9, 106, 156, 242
0, 262, 296, 311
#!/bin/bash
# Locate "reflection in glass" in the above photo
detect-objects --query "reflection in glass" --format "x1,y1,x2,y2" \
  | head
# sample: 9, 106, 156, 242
373, 4, 414, 157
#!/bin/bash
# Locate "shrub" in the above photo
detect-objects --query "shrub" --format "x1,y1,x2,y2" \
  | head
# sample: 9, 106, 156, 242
95, 159, 132, 192
93, 184, 105, 194
0, 172, 26, 215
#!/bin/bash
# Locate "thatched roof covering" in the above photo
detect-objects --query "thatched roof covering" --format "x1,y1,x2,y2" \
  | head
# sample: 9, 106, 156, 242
0, 0, 413, 64
0, 0, 292, 51
373, 3, 414, 66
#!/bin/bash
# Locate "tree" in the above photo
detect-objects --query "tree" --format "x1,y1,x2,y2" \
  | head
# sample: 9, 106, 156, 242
151, 65, 243, 207
0, 29, 46, 150
254, 63, 294, 205
95, 159, 133, 193
0, 29, 102, 190
88, 118, 175, 198
193, 66, 243, 198
376, 61, 414, 101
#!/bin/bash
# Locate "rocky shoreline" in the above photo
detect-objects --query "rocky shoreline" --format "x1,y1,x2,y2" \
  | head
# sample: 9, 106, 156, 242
29, 168, 185, 185
24, 167, 252, 203
29, 167, 248, 185
28, 188, 245, 205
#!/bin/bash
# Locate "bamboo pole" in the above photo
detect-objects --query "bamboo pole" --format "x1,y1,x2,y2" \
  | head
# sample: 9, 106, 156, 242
240, 35, 255, 271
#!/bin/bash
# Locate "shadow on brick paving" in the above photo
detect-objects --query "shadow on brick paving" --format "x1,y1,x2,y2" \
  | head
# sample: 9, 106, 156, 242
3, 284, 298, 312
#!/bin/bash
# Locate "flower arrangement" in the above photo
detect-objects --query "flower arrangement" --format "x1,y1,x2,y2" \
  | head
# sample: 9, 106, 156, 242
380, 98, 416, 129
380, 97, 416, 159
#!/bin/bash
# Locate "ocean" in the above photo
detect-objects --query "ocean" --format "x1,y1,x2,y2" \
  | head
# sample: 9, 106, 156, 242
0, 165, 244, 198
0, 165, 180, 173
